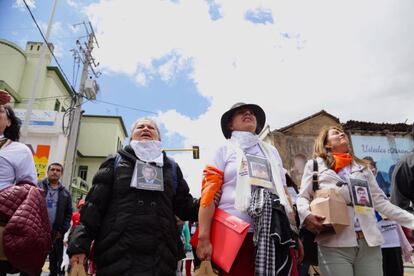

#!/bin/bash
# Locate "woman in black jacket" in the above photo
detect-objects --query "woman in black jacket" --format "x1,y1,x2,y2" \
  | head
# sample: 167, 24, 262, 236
68, 117, 199, 276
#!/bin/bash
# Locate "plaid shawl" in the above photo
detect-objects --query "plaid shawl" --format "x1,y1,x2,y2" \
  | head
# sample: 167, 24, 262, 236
248, 188, 275, 275
248, 188, 294, 276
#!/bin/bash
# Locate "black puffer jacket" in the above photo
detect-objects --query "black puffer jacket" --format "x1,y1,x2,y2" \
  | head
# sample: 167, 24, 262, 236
67, 146, 199, 276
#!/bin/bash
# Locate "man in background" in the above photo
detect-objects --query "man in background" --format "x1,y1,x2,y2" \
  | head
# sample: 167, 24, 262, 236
39, 163, 72, 276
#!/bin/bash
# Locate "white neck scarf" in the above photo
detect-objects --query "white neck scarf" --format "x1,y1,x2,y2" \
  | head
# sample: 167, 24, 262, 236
230, 131, 259, 149
230, 138, 293, 215
130, 140, 164, 166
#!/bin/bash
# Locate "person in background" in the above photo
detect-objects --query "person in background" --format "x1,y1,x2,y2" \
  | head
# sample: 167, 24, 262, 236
297, 126, 414, 276
363, 156, 410, 276
0, 90, 49, 276
197, 102, 302, 275
392, 123, 414, 207
72, 198, 85, 229
0, 91, 37, 191
391, 123, 414, 248
68, 117, 199, 275
39, 162, 73, 276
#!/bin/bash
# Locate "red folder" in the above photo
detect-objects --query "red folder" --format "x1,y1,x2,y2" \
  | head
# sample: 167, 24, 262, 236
190, 208, 250, 273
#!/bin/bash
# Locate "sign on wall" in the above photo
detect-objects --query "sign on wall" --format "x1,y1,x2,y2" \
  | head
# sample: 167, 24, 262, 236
351, 135, 414, 195
33, 145, 51, 180
14, 109, 57, 126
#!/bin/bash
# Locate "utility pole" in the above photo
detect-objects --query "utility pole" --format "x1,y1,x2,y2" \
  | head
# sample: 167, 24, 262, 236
62, 22, 99, 189
20, 0, 59, 141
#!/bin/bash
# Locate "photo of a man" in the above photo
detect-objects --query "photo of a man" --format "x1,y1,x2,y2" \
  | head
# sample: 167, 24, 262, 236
350, 178, 373, 208
356, 186, 370, 206
138, 164, 162, 185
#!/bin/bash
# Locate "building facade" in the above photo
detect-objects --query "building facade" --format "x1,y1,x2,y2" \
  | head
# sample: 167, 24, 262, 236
71, 115, 127, 201
263, 110, 413, 189
0, 39, 73, 179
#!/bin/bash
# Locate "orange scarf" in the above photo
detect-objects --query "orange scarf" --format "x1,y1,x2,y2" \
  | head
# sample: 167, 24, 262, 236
333, 152, 353, 172
200, 165, 224, 208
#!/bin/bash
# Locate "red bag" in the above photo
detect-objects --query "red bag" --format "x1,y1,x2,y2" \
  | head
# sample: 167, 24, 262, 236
190, 208, 250, 273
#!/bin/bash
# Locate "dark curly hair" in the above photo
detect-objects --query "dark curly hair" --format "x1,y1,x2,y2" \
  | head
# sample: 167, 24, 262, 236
3, 105, 21, 141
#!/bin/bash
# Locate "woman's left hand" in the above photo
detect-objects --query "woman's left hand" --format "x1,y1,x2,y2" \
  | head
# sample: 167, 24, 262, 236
296, 238, 304, 264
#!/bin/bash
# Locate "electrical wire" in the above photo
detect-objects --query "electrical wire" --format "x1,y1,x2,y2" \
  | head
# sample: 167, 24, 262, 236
91, 99, 158, 115
22, 0, 77, 95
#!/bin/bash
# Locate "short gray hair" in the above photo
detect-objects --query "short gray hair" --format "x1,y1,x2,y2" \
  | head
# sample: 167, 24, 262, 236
130, 117, 161, 141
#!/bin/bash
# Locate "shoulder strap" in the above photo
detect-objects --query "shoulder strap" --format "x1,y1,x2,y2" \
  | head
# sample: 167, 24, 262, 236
312, 159, 319, 192
113, 153, 122, 173
167, 157, 178, 195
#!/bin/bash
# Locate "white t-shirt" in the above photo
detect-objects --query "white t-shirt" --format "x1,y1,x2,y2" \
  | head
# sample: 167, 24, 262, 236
0, 141, 37, 190
211, 141, 286, 226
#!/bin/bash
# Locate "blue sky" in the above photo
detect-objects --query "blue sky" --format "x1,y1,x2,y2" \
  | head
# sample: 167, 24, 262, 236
0, 0, 210, 151
2, 0, 414, 195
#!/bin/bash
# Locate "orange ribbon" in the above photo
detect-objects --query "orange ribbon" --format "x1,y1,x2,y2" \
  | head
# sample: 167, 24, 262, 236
333, 152, 353, 172
200, 165, 224, 208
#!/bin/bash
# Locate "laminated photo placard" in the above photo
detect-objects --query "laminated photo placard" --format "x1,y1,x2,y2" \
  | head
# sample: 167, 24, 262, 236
349, 178, 373, 214
245, 154, 273, 189
131, 161, 164, 191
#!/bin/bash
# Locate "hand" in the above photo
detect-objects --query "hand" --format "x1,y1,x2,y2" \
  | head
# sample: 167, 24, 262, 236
296, 238, 304, 264
303, 214, 325, 234
70, 254, 86, 266
0, 91, 11, 105
214, 189, 222, 206
196, 238, 212, 261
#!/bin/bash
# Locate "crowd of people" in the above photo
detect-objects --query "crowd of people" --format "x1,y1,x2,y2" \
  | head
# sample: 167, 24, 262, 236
0, 88, 414, 276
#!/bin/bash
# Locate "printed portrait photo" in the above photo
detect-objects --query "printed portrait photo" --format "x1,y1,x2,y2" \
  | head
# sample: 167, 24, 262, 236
136, 163, 164, 191
350, 178, 373, 208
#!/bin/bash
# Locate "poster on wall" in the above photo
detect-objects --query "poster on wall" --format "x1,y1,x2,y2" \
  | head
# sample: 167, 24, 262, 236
33, 145, 51, 180
351, 135, 414, 195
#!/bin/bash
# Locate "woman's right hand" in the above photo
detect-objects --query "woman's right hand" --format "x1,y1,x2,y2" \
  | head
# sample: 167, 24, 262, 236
70, 253, 86, 266
303, 214, 325, 234
196, 238, 212, 261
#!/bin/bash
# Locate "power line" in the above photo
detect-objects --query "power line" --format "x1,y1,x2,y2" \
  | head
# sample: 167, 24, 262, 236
92, 99, 158, 115
21, 95, 70, 100
22, 0, 77, 95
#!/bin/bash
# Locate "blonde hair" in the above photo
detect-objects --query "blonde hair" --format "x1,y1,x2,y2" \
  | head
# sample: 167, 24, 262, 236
313, 126, 366, 169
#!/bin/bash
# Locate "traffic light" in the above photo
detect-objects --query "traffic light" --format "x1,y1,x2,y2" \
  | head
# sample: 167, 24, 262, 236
192, 146, 200, 159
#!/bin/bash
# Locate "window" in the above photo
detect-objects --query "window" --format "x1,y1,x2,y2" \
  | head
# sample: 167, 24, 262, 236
117, 137, 122, 150
78, 166, 88, 181
61, 106, 66, 112
54, 99, 61, 111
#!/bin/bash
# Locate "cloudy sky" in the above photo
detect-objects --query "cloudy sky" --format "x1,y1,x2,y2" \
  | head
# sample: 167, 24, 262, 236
1, 0, 413, 196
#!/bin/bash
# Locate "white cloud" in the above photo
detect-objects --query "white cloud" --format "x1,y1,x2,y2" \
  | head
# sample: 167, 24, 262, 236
14, 0, 36, 10
85, 0, 414, 195
66, 0, 78, 8
39, 21, 63, 38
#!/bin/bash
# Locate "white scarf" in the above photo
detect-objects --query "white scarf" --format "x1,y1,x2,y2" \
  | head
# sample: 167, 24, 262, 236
230, 132, 292, 214
130, 140, 164, 166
